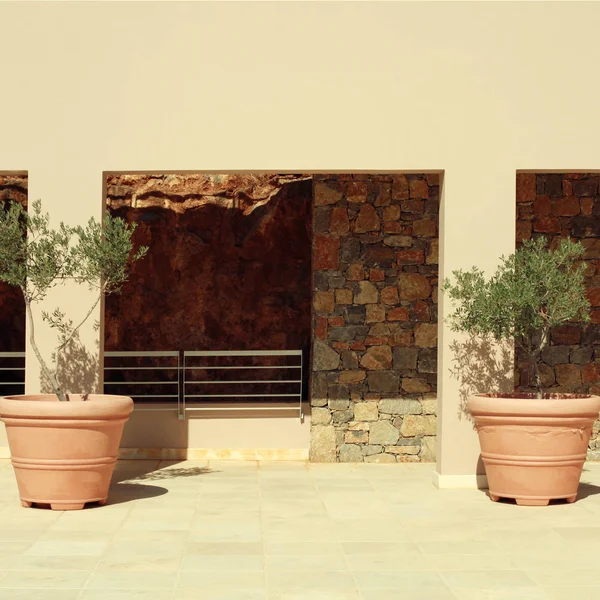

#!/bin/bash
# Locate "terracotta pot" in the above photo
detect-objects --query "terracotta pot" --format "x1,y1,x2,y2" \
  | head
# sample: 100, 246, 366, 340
0, 394, 133, 510
468, 393, 600, 506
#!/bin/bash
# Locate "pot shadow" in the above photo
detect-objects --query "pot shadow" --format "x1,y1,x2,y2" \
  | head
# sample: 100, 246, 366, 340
576, 482, 600, 500
105, 482, 169, 505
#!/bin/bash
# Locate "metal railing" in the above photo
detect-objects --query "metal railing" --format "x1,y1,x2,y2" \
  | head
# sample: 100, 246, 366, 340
103, 351, 180, 412
0, 352, 26, 397
103, 350, 304, 421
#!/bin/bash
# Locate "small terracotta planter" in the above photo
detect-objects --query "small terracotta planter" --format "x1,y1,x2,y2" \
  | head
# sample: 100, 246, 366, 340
469, 393, 600, 506
0, 394, 133, 510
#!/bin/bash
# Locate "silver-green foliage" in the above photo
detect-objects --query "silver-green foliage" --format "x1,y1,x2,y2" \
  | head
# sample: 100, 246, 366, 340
0, 200, 147, 401
443, 236, 590, 396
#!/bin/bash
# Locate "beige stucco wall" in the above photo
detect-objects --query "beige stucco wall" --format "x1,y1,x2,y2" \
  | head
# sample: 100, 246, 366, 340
1, 1, 600, 474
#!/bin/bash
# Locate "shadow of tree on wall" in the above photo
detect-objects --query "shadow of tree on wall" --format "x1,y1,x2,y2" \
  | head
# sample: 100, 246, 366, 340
448, 335, 514, 425
38, 331, 100, 396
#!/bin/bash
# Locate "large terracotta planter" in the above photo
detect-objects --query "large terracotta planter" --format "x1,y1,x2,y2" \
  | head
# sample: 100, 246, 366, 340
469, 393, 600, 506
0, 394, 133, 510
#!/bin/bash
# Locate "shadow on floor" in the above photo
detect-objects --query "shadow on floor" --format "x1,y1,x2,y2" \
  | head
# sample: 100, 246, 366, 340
112, 459, 217, 484
106, 482, 169, 504
126, 466, 216, 481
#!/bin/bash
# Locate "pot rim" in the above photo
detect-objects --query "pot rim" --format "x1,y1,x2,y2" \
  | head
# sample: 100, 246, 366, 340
0, 394, 134, 420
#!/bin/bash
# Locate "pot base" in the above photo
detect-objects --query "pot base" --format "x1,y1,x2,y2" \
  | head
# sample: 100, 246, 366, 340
21, 497, 107, 511
489, 493, 577, 506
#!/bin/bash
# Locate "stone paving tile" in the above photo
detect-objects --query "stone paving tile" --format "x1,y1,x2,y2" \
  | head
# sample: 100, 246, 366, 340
0, 458, 598, 599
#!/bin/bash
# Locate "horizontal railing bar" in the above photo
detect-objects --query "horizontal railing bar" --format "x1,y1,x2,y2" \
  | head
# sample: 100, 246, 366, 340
128, 395, 179, 399
0, 352, 25, 358
185, 394, 301, 398
184, 350, 302, 357
184, 365, 300, 370
104, 351, 180, 357
0, 382, 26, 386
186, 380, 302, 385
104, 366, 179, 371
0, 368, 25, 371
104, 381, 177, 386
183, 406, 300, 411
133, 406, 180, 411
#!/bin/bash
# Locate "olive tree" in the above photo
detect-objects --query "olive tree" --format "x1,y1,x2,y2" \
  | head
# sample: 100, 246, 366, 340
443, 236, 590, 398
0, 200, 147, 401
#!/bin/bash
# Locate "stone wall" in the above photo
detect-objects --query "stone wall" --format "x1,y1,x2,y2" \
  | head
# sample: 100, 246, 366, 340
516, 172, 600, 457
310, 174, 439, 462
0, 174, 27, 352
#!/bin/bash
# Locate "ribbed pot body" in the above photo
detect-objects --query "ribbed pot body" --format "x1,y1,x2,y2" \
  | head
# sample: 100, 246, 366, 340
468, 394, 600, 505
0, 394, 133, 510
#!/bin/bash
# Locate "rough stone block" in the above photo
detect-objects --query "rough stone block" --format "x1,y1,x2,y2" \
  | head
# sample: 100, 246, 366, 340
414, 323, 437, 348
355, 204, 381, 233
383, 205, 401, 222
369, 421, 400, 445
367, 371, 400, 394
412, 219, 437, 237
364, 246, 396, 268
313, 341, 340, 371
555, 363, 582, 386
341, 349, 359, 370
541, 345, 570, 365
571, 347, 593, 365
346, 263, 365, 281
362, 444, 383, 456
383, 235, 412, 247
420, 436, 436, 461
332, 409, 354, 425
330, 206, 350, 234
344, 431, 368, 444
328, 326, 369, 342
381, 286, 399, 305
426, 239, 439, 264
366, 304, 386, 323
398, 274, 432, 300
339, 443, 363, 462
340, 237, 361, 263
409, 178, 429, 199
397, 250, 425, 265
355, 281, 379, 304
311, 407, 332, 425
314, 291, 335, 313
345, 305, 366, 324
393, 347, 419, 370
353, 402, 379, 421
328, 388, 350, 403
387, 445, 420, 455
309, 425, 336, 462
387, 307, 409, 322
401, 378, 431, 393
400, 415, 436, 436
360, 345, 393, 370
346, 181, 367, 204
314, 182, 343, 206
335, 288, 353, 305
421, 398, 437, 415
379, 398, 422, 415
314, 234, 340, 270
392, 175, 409, 200
418, 349, 437, 373
339, 370, 367, 385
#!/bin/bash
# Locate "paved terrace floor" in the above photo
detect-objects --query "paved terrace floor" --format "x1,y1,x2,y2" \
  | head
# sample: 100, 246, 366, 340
0, 459, 600, 599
